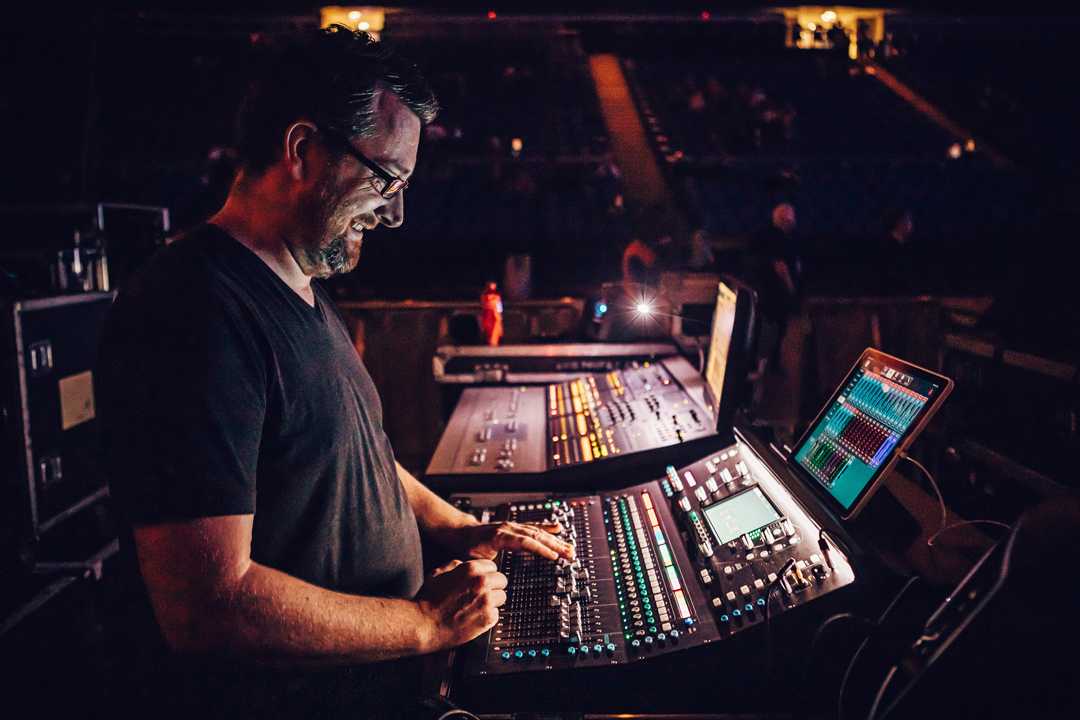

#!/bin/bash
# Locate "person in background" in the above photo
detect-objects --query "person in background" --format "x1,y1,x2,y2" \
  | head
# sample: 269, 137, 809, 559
749, 202, 801, 370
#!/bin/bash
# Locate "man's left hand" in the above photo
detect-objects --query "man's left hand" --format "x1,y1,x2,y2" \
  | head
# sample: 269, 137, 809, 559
450, 522, 575, 561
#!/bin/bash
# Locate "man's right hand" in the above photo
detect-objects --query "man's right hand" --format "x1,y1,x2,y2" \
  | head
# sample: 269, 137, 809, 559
415, 559, 508, 651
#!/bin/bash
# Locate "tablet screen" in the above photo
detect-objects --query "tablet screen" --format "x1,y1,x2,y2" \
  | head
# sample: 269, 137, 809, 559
793, 351, 950, 512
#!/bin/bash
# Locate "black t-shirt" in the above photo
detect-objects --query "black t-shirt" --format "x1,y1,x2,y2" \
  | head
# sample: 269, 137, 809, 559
97, 224, 423, 713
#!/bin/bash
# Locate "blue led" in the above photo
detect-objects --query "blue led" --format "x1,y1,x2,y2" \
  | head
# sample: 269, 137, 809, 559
745, 604, 754, 613
514, 650, 524, 659
540, 648, 551, 657
757, 597, 766, 606
684, 617, 696, 627
732, 609, 742, 617
720, 614, 730, 622
568, 646, 577, 656
501, 650, 512, 661
606, 642, 617, 653
527, 649, 537, 658
580, 645, 590, 655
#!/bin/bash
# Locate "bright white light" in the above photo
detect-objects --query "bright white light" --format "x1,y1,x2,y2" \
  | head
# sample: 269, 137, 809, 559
806, 22, 817, 31
947, 143, 962, 159
635, 301, 654, 315
348, 10, 362, 21
511, 137, 523, 153
821, 10, 838, 23
358, 21, 370, 30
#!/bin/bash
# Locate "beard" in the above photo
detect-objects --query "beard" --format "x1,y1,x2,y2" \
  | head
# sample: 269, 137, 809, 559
289, 179, 370, 279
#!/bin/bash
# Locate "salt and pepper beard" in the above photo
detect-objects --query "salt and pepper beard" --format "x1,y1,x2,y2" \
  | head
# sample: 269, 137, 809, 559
288, 169, 364, 279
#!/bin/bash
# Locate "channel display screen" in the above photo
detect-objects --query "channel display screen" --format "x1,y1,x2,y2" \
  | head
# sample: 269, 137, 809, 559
703, 282, 738, 418
793, 355, 945, 510
702, 486, 781, 545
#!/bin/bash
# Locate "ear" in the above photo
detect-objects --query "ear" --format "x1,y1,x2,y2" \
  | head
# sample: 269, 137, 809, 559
282, 121, 319, 182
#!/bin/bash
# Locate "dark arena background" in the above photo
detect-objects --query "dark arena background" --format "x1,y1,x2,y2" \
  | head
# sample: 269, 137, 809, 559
2, 3, 1079, 719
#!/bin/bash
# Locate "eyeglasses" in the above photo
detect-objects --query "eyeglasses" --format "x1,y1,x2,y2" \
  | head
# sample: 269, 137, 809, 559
319, 128, 409, 199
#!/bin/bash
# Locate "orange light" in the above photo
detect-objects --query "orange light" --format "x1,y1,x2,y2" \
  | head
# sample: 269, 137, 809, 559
487, 10, 497, 20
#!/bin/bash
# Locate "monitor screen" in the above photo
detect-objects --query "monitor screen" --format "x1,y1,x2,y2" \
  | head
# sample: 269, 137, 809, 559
702, 486, 781, 546
793, 351, 950, 513
703, 281, 739, 419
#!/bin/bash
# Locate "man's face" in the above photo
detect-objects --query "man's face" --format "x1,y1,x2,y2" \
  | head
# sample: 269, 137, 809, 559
292, 91, 421, 279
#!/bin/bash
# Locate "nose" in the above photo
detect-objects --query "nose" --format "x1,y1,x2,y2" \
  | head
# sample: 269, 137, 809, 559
375, 192, 404, 228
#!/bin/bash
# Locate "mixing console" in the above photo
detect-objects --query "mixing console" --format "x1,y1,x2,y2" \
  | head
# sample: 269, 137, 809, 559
453, 438, 855, 676
427, 357, 716, 490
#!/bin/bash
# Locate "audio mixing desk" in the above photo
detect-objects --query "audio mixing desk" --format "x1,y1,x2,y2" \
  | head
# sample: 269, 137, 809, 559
425, 356, 723, 491
438, 427, 861, 715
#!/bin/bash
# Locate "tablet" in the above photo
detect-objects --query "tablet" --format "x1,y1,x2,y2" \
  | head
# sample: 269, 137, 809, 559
791, 349, 953, 519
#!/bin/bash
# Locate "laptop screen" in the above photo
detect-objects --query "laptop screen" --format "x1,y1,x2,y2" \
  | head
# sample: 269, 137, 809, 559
703, 281, 739, 422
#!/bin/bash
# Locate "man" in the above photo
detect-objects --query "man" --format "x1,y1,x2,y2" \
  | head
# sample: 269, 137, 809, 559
97, 26, 571, 718
748, 202, 801, 371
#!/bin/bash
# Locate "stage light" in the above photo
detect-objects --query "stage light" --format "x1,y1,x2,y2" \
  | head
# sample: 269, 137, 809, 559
821, 10, 838, 24
807, 22, 817, 31
349, 10, 362, 21
965, 138, 976, 152
948, 143, 962, 159
511, 137, 523, 153
358, 21, 369, 30
700, 11, 711, 21
635, 301, 655, 316
487, 10, 497, 20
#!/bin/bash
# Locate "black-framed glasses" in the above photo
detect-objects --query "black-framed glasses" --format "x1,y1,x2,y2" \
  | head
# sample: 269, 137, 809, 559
319, 128, 409, 199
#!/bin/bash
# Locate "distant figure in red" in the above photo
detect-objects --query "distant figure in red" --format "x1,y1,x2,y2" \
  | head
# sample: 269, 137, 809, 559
480, 281, 504, 346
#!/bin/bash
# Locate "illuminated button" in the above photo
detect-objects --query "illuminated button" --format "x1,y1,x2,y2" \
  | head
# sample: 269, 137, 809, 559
664, 566, 682, 591
745, 603, 754, 613
694, 487, 708, 503
661, 622, 673, 632
514, 650, 524, 660
753, 579, 765, 591
699, 568, 713, 585
646, 508, 660, 528
673, 589, 691, 619
720, 614, 730, 623
705, 478, 719, 493
669, 629, 680, 642
720, 468, 734, 483
767, 572, 778, 583
501, 650, 511, 661
605, 643, 616, 656
527, 649, 537, 658
683, 471, 697, 487
740, 584, 751, 596
677, 496, 692, 512
658, 544, 674, 567
726, 591, 736, 602
757, 597, 766, 607
567, 646, 577, 656
641, 492, 653, 509
724, 566, 734, 577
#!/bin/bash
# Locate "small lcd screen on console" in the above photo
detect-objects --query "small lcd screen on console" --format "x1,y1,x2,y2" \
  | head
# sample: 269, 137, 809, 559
702, 487, 781, 545
793, 353, 947, 511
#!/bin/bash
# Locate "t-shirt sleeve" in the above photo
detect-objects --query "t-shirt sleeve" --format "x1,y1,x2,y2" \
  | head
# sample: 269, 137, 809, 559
98, 275, 268, 524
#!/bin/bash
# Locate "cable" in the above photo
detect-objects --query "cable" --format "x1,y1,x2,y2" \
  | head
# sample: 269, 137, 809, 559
797, 612, 873, 720
762, 559, 796, 685
927, 519, 1012, 548
838, 575, 920, 720
901, 453, 947, 534
900, 453, 1013, 549
866, 665, 899, 720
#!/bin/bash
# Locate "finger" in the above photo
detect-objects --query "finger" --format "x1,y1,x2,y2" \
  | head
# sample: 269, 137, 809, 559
515, 535, 561, 561
432, 559, 462, 577
522, 523, 575, 559
463, 558, 499, 575
488, 588, 508, 608
485, 571, 508, 591
531, 521, 564, 535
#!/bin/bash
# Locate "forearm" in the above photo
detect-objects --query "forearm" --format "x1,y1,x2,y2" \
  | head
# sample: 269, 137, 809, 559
170, 560, 431, 664
397, 461, 478, 541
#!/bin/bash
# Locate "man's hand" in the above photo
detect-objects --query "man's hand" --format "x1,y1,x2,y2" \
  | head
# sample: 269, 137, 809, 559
415, 559, 507, 651
453, 521, 575, 561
